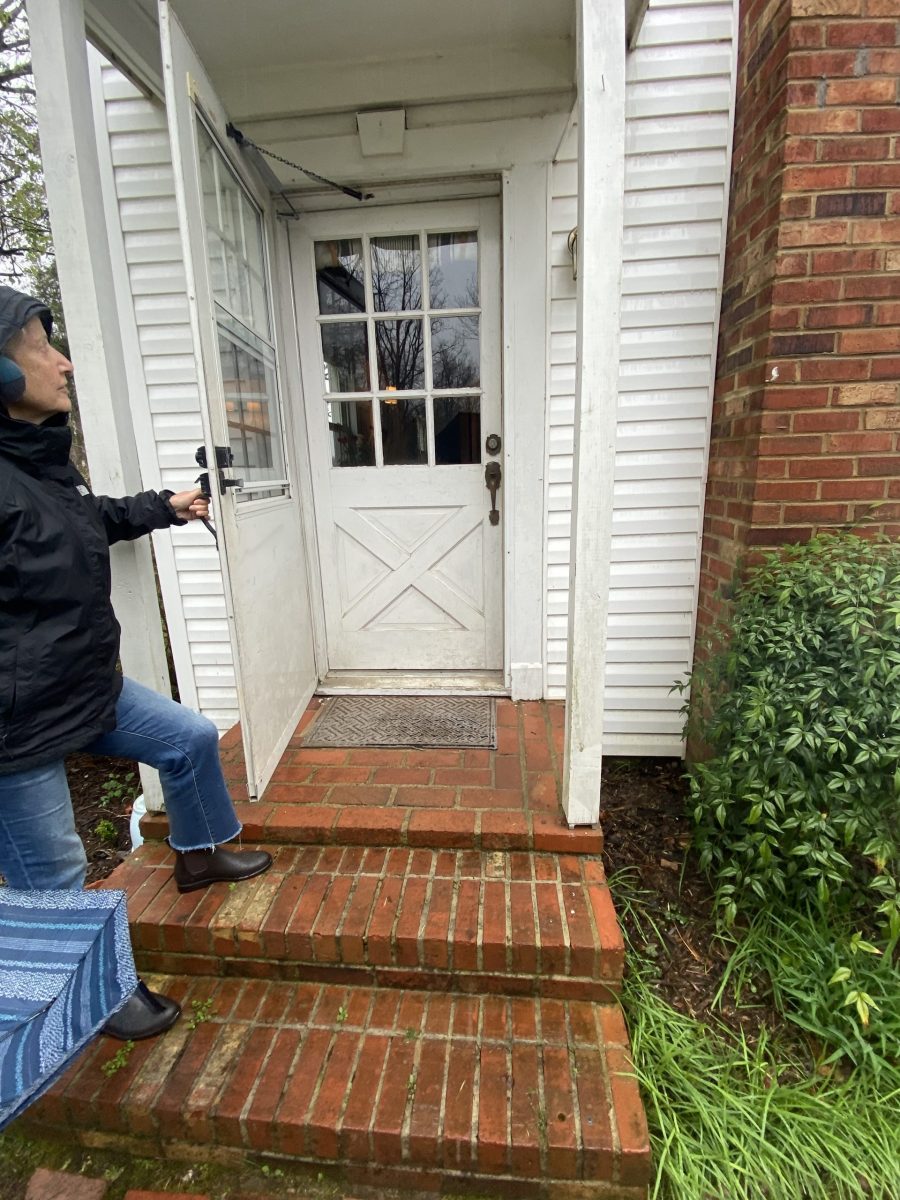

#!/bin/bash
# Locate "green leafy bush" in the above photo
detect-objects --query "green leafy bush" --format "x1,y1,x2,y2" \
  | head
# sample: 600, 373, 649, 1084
684, 532, 900, 929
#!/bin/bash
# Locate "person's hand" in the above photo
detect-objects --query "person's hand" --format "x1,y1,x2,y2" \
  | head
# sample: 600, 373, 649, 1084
169, 488, 209, 521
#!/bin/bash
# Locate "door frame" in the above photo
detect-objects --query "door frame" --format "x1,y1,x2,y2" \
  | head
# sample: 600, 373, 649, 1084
291, 197, 504, 679
286, 169, 550, 697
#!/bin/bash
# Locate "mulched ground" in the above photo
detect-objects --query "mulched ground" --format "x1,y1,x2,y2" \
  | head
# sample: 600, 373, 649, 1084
600, 756, 776, 1040
66, 752, 141, 885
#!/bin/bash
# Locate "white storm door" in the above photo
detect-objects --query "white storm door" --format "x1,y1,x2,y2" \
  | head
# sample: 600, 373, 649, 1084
160, 2, 317, 796
292, 201, 503, 672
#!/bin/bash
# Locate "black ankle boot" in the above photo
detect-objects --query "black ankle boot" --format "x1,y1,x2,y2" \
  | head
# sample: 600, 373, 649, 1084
173, 845, 273, 893
103, 980, 181, 1041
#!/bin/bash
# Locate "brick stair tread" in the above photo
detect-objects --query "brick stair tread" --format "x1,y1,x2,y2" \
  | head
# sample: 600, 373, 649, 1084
140, 805, 602, 855
32, 976, 651, 1195
104, 843, 624, 997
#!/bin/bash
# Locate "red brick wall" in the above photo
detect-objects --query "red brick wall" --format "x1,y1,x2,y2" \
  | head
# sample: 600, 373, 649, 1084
697, 0, 900, 638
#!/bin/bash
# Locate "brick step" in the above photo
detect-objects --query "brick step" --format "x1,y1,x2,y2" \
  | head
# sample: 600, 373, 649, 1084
32, 975, 651, 1198
107, 842, 624, 1000
140, 805, 603, 856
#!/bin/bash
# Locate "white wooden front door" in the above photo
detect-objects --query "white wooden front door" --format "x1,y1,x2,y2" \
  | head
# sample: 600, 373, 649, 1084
292, 201, 503, 672
160, 2, 317, 796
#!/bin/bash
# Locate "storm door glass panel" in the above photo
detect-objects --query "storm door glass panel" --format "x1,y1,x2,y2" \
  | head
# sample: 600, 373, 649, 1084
197, 122, 269, 341
199, 140, 227, 303
371, 235, 422, 312
217, 313, 287, 492
381, 397, 427, 465
242, 191, 268, 328
315, 239, 365, 315
428, 232, 478, 309
197, 120, 289, 501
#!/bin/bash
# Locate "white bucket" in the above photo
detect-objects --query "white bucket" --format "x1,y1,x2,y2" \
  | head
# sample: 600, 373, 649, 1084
129, 794, 147, 850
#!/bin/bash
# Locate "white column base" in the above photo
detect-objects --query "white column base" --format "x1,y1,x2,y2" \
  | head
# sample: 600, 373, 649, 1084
510, 663, 544, 701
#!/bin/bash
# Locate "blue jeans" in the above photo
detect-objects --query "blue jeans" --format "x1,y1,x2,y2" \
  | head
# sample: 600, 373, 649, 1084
0, 678, 242, 890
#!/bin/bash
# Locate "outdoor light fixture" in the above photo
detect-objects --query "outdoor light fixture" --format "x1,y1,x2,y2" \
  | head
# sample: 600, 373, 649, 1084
357, 109, 406, 157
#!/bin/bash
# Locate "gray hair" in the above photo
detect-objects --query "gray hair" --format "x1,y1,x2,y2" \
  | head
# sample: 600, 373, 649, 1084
1, 327, 26, 359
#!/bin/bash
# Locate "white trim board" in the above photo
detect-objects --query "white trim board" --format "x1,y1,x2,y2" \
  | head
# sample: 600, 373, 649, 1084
502, 164, 551, 700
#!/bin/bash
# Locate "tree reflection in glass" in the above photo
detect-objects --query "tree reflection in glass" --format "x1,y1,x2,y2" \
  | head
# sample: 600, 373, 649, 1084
375, 319, 425, 390
321, 323, 370, 392
315, 228, 486, 467
431, 315, 480, 388
371, 235, 422, 312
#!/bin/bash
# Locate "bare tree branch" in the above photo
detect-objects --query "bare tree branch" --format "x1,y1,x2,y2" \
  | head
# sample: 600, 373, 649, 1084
0, 62, 30, 85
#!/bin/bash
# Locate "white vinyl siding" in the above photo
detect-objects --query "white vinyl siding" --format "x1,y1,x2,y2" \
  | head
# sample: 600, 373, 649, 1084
546, 0, 735, 755
97, 64, 240, 731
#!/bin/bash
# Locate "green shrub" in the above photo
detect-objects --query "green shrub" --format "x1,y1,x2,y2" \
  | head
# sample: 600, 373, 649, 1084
683, 532, 900, 930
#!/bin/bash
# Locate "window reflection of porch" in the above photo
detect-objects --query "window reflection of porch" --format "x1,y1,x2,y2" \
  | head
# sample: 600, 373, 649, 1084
198, 120, 289, 501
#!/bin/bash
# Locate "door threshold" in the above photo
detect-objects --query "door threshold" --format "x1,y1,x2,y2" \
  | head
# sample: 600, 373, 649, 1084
318, 671, 508, 697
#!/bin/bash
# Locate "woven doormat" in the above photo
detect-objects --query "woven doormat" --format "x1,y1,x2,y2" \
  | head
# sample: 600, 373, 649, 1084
302, 695, 496, 749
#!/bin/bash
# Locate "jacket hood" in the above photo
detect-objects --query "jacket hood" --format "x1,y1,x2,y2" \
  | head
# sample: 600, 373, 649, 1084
0, 286, 70, 471
0, 286, 53, 351
0, 408, 72, 473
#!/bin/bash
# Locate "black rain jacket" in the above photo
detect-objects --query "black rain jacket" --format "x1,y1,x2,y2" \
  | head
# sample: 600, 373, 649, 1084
0, 290, 184, 774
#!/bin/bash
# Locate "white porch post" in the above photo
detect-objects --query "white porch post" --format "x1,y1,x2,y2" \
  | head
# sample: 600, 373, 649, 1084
562, 0, 626, 826
504, 163, 550, 701
27, 0, 171, 809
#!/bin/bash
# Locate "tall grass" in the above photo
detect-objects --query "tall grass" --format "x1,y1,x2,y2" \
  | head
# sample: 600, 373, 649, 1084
614, 873, 900, 1200
715, 909, 900, 1074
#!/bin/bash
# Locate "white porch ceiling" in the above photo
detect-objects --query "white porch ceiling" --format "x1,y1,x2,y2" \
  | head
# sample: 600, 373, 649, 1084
129, 0, 576, 122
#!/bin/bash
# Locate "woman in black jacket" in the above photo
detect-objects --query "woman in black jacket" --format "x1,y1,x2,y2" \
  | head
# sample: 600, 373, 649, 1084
0, 286, 271, 1038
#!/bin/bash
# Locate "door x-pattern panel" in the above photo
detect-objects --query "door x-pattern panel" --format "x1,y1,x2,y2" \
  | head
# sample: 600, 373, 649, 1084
336, 505, 485, 632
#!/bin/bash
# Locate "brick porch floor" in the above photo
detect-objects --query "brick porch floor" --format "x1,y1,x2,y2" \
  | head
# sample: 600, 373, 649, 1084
28, 699, 650, 1198
142, 698, 602, 855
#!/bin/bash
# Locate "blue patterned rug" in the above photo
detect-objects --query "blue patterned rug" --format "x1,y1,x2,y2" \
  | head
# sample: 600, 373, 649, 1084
0, 889, 137, 1129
